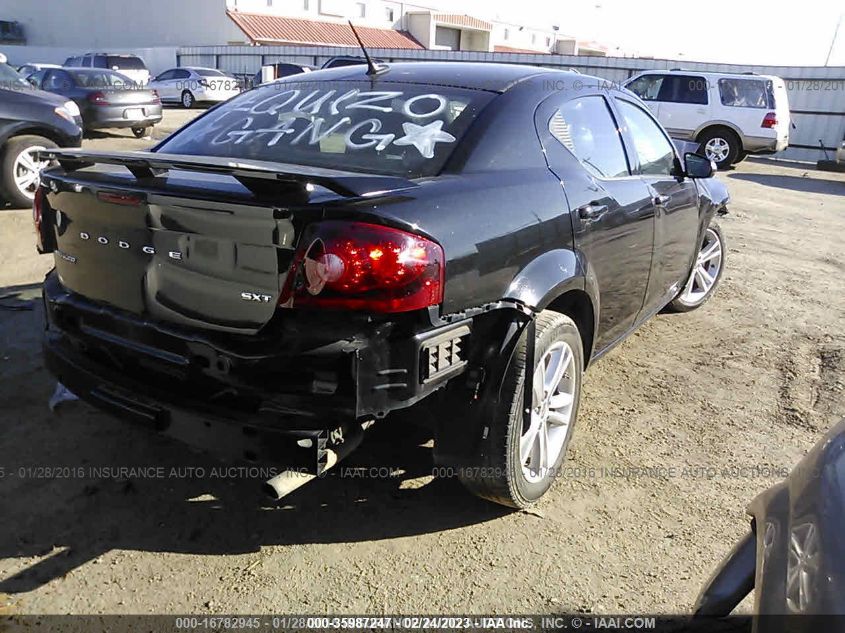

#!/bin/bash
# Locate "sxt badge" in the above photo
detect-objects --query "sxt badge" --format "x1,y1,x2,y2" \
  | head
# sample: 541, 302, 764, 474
240, 292, 272, 303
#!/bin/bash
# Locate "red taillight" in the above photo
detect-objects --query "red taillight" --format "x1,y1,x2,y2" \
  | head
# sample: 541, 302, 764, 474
33, 187, 46, 252
761, 112, 777, 128
282, 221, 444, 313
87, 91, 110, 105
97, 191, 143, 206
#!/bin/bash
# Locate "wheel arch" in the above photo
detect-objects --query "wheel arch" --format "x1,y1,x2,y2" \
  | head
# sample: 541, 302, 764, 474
544, 289, 596, 370
503, 249, 599, 368
695, 122, 743, 148
0, 124, 68, 150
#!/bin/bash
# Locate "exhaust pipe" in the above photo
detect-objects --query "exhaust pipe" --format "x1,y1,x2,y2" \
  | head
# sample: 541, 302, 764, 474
262, 423, 364, 501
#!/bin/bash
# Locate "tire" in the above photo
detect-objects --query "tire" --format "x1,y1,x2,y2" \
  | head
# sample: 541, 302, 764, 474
0, 135, 57, 209
458, 311, 583, 508
181, 90, 195, 109
665, 222, 726, 313
131, 127, 151, 139
698, 128, 740, 170
733, 151, 749, 164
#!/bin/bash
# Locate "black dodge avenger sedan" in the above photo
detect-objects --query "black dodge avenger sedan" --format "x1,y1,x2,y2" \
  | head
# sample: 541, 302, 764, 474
34, 62, 729, 508
28, 67, 162, 138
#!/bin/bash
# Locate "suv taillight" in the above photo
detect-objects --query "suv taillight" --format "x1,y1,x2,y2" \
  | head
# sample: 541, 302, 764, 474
282, 221, 444, 313
33, 187, 46, 252
87, 91, 110, 105
761, 112, 777, 128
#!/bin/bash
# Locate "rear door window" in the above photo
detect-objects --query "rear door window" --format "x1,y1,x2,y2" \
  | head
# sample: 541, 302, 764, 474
662, 75, 709, 105
155, 69, 176, 81
44, 69, 74, 92
156, 80, 495, 178
616, 99, 676, 176
92, 55, 108, 69
718, 78, 770, 108
547, 95, 630, 179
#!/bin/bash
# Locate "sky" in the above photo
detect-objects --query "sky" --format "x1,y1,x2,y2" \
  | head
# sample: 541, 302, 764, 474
436, 0, 845, 66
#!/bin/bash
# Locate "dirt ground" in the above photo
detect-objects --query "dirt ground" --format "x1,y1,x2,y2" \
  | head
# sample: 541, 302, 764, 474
0, 110, 844, 615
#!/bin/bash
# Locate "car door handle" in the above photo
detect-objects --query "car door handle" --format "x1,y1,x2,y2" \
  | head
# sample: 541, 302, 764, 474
578, 202, 608, 220
654, 194, 671, 206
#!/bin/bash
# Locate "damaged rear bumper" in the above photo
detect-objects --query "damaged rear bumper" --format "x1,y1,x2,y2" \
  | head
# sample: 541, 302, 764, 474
42, 271, 471, 462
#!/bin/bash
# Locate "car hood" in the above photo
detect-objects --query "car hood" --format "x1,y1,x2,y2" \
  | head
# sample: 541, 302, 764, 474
1, 86, 72, 108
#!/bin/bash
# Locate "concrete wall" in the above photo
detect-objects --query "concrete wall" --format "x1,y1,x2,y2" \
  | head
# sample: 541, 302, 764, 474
179, 44, 845, 163
3, 0, 244, 48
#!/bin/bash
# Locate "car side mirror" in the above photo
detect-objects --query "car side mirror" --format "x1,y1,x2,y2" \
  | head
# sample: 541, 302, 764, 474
684, 152, 716, 178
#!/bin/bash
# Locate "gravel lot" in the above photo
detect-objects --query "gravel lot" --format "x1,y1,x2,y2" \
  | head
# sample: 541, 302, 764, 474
0, 108, 844, 616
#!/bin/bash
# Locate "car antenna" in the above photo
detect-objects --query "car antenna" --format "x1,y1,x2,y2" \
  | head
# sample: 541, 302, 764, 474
347, 20, 387, 76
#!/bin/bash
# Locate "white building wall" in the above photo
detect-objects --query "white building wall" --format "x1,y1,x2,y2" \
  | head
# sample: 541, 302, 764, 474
3, 0, 244, 48
493, 21, 556, 52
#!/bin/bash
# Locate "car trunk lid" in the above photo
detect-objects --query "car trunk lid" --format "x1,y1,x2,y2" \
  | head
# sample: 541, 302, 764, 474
39, 149, 417, 334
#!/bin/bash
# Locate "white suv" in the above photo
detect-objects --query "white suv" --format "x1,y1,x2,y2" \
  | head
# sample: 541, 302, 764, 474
624, 70, 790, 169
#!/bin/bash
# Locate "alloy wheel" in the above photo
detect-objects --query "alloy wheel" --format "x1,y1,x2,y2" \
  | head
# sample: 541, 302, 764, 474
679, 227, 723, 304
704, 137, 730, 164
520, 341, 576, 483
12, 145, 49, 200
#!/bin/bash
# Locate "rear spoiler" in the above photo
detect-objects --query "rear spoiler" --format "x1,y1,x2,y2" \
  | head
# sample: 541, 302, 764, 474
39, 149, 419, 198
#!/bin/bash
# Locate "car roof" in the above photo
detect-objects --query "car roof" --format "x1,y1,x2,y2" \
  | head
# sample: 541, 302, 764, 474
290, 61, 559, 93
80, 52, 142, 57
636, 69, 782, 81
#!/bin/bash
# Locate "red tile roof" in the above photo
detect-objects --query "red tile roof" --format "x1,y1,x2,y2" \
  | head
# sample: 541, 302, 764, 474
432, 14, 492, 31
227, 12, 423, 49
494, 45, 549, 54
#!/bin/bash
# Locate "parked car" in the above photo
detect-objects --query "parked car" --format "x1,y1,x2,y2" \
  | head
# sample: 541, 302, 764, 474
321, 55, 384, 69
16, 62, 60, 78
624, 69, 790, 169
696, 417, 845, 622
148, 67, 240, 108
33, 63, 729, 508
251, 62, 310, 87
28, 67, 162, 138
62, 53, 150, 86
0, 57, 81, 207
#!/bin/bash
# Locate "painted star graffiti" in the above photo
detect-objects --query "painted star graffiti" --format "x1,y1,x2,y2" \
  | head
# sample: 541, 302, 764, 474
393, 120, 457, 159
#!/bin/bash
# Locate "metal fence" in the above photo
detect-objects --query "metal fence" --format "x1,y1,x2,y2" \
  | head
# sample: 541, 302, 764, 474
179, 45, 845, 163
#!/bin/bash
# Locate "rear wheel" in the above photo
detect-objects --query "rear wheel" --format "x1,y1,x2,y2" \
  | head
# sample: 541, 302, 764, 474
0, 135, 57, 209
733, 150, 749, 164
131, 127, 151, 139
181, 90, 195, 109
698, 128, 740, 170
458, 311, 583, 508
666, 222, 726, 312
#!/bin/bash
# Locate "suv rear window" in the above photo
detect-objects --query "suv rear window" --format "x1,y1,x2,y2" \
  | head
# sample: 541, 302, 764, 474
107, 55, 147, 70
156, 80, 494, 178
718, 78, 773, 108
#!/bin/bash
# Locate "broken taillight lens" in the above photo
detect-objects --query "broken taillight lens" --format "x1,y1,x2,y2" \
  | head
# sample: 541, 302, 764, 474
33, 186, 46, 252
282, 221, 444, 313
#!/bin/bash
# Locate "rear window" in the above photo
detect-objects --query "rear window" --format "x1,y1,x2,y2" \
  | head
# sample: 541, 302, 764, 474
71, 70, 131, 87
156, 80, 494, 178
719, 78, 774, 108
107, 55, 146, 71
194, 68, 226, 77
